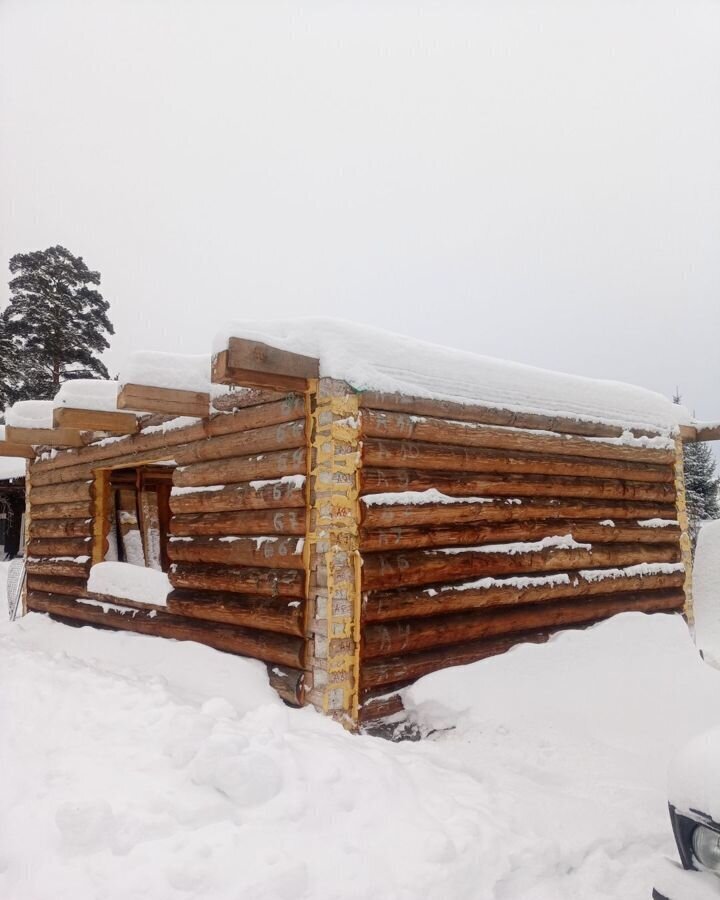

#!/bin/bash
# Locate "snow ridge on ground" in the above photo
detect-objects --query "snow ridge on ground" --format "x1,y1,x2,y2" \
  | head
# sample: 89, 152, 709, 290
1, 611, 719, 899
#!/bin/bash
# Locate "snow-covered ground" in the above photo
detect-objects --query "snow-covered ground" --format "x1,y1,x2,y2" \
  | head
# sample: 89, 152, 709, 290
1, 611, 718, 900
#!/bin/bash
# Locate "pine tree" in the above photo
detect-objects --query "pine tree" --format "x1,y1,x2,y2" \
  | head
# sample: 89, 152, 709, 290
675, 392, 720, 547
0, 307, 24, 412
4, 246, 114, 401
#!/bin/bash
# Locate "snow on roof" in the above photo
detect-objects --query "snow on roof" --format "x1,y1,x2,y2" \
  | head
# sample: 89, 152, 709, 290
213, 317, 690, 432
53, 379, 119, 412
4, 399, 54, 430
120, 351, 211, 394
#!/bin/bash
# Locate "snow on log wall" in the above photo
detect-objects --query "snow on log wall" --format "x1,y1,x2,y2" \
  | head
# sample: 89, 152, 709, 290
24, 389, 310, 705
356, 394, 686, 719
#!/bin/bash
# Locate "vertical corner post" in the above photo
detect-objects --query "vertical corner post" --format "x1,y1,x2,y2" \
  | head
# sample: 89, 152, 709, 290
304, 378, 362, 728
674, 436, 693, 623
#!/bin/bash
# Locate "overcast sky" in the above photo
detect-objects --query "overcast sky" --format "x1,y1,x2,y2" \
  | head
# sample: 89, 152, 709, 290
1, 0, 719, 422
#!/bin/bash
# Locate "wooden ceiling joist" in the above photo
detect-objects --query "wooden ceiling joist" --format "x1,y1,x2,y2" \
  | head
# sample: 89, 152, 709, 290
212, 338, 320, 392
53, 407, 139, 435
0, 440, 34, 459
5, 425, 85, 448
117, 383, 210, 418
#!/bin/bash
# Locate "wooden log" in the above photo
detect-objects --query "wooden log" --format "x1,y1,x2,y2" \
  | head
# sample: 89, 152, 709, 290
206, 396, 306, 436
212, 387, 293, 412
30, 499, 94, 520
169, 562, 305, 598
695, 423, 720, 442
360, 520, 680, 552
27, 557, 91, 578
5, 425, 86, 448
267, 664, 305, 706
0, 441, 34, 459
364, 571, 686, 621
30, 481, 93, 505
361, 497, 678, 529
167, 588, 304, 636
362, 438, 674, 484
362, 589, 684, 658
361, 467, 676, 503
361, 630, 555, 689
171, 507, 305, 537
28, 537, 92, 558
30, 420, 209, 479
173, 447, 306, 488
26, 591, 305, 668
117, 487, 145, 566
30, 518, 92, 539
212, 339, 319, 392
168, 535, 306, 569
169, 478, 305, 515
358, 692, 405, 724
173, 419, 305, 466
53, 407, 139, 435
362, 542, 681, 591
361, 409, 674, 465
359, 391, 663, 439
26, 575, 87, 597
118, 383, 210, 418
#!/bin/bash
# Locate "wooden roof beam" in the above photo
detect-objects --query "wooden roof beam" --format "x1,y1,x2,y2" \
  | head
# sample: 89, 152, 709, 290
0, 440, 35, 459
5, 425, 85, 448
117, 383, 210, 418
53, 407, 139, 435
212, 338, 320, 392
679, 423, 720, 443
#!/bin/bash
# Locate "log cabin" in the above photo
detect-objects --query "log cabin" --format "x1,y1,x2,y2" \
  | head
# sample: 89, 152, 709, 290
2, 320, 718, 729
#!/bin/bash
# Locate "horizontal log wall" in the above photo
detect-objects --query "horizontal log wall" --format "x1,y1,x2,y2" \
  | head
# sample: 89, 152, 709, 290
356, 403, 686, 710
25, 392, 309, 701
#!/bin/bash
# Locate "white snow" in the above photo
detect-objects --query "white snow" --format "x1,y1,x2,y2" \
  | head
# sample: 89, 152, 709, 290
52, 379, 119, 411
669, 725, 720, 823
692, 519, 720, 668
438, 534, 591, 555
4, 399, 55, 430
1, 611, 719, 899
87, 562, 171, 607
213, 318, 690, 432
362, 489, 493, 507
579, 561, 685, 582
120, 351, 211, 393
424, 571, 572, 596
141, 416, 200, 434
637, 518, 679, 528
170, 484, 225, 496
249, 474, 307, 490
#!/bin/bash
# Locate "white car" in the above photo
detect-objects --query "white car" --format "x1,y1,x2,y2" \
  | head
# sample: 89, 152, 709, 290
653, 727, 720, 899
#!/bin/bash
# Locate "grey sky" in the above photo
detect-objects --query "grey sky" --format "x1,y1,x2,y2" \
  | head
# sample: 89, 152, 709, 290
1, 0, 719, 422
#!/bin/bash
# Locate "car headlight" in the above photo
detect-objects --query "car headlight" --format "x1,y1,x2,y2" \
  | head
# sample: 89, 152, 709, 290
693, 824, 720, 872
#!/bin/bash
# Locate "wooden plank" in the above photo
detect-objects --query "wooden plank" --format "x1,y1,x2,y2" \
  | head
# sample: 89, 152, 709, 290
212, 387, 293, 412
26, 592, 305, 668
53, 407, 139, 435
27, 558, 91, 578
169, 562, 305, 598
364, 571, 686, 621
170, 507, 305, 537
5, 425, 85, 448
32, 500, 94, 520
29, 481, 93, 505
363, 438, 674, 484
361, 542, 681, 591
169, 478, 305, 515
359, 390, 664, 439
173, 447, 306, 488
30, 518, 92, 539
361, 497, 678, 529
118, 383, 210, 418
362, 589, 684, 658
0, 441, 34, 459
167, 535, 306, 569
173, 419, 306, 466
361, 467, 676, 504
167, 588, 304, 636
360, 520, 680, 552
28, 537, 92, 558
695, 423, 720, 442
213, 337, 320, 393
361, 408, 675, 465
26, 575, 87, 597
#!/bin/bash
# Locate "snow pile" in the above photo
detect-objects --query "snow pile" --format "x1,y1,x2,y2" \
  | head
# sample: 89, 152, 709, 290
692, 519, 720, 668
669, 725, 720, 823
120, 351, 210, 393
4, 399, 54, 429
53, 379, 120, 411
1, 611, 718, 899
362, 489, 494, 506
213, 318, 689, 432
87, 562, 171, 607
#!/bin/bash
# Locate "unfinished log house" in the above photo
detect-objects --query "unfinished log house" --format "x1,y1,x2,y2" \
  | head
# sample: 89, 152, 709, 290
1, 321, 716, 728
